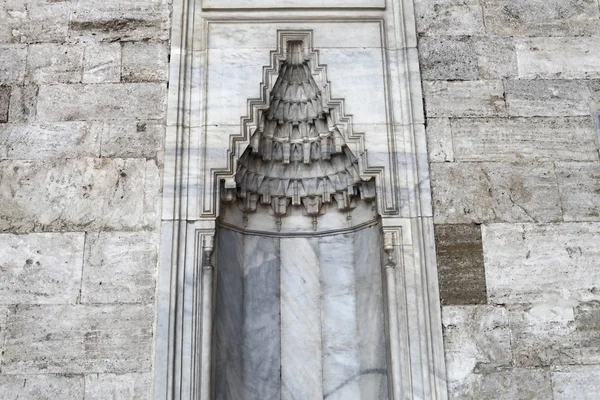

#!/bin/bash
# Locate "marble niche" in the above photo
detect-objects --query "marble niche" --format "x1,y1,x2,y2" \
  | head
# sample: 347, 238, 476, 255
214, 40, 388, 399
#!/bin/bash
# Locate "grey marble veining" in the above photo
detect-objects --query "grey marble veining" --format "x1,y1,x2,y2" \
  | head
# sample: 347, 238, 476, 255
280, 238, 323, 400
319, 234, 361, 400
242, 234, 281, 400
214, 228, 245, 400
355, 225, 389, 400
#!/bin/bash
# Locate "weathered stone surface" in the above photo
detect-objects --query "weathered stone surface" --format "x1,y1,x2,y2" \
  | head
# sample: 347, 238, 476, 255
37, 84, 166, 121
97, 121, 164, 159
0, 122, 99, 159
7, 84, 37, 123
0, 44, 26, 84
0, 374, 84, 400
0, 85, 9, 123
505, 80, 593, 117
509, 302, 600, 367
414, 0, 484, 36
3, 304, 154, 373
85, 373, 152, 400
82, 231, 157, 304
431, 162, 562, 224
419, 36, 478, 81
483, 223, 600, 304
0, 305, 7, 350
83, 43, 122, 84
69, 0, 170, 42
475, 36, 517, 79
556, 163, 600, 222
449, 368, 553, 400
553, 366, 600, 400
516, 38, 600, 79
452, 117, 597, 162
482, 0, 600, 37
26, 44, 83, 84
12, 0, 71, 44
0, 158, 160, 233
423, 80, 506, 118
443, 306, 511, 384
435, 224, 487, 305
0, 233, 84, 304
122, 42, 169, 83
426, 118, 453, 163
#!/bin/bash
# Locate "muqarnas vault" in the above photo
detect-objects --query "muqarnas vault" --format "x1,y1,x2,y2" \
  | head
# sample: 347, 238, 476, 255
214, 39, 389, 399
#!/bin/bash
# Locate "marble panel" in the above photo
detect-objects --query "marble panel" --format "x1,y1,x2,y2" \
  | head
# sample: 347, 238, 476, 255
85, 373, 152, 400
242, 234, 281, 400
280, 237, 322, 400
483, 223, 600, 304
82, 231, 157, 304
516, 37, 600, 79
320, 234, 360, 400
0, 232, 84, 304
202, 0, 385, 9
214, 228, 245, 400
3, 304, 154, 373
552, 366, 600, 400
451, 117, 597, 162
354, 225, 388, 400
0, 374, 84, 400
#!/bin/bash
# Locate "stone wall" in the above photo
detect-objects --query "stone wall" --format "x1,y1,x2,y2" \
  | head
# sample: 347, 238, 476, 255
0, 0, 170, 398
416, 0, 600, 398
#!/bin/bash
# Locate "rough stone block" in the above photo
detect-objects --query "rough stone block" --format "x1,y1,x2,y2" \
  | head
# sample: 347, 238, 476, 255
449, 368, 553, 400
82, 231, 157, 304
83, 43, 122, 84
97, 121, 164, 158
516, 38, 600, 79
509, 302, 600, 367
3, 304, 154, 373
553, 366, 600, 400
7, 84, 38, 122
0, 233, 84, 304
0, 122, 100, 159
418, 36, 478, 81
431, 162, 562, 224
0, 85, 9, 123
452, 117, 597, 162
0, 305, 7, 350
84, 373, 152, 400
435, 224, 487, 306
414, 0, 484, 36
556, 163, 600, 222
26, 44, 84, 84
37, 83, 166, 121
17, 0, 71, 43
423, 80, 506, 118
483, 223, 600, 304
442, 306, 511, 385
69, 0, 170, 42
475, 36, 517, 79
505, 79, 593, 117
122, 42, 169, 83
482, 0, 600, 37
0, 374, 84, 400
426, 118, 454, 163
0, 158, 160, 233
0, 44, 27, 84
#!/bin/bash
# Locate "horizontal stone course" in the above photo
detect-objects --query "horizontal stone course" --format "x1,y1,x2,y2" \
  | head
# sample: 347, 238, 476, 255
556, 162, 600, 222
0, 45, 27, 85
553, 366, 600, 400
26, 44, 84, 85
423, 80, 506, 118
414, 0, 484, 36
3, 304, 154, 374
85, 373, 152, 400
0, 374, 84, 400
83, 43, 122, 84
0, 232, 84, 305
122, 42, 169, 83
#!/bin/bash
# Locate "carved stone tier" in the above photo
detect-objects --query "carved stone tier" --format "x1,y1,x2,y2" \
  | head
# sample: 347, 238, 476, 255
221, 40, 376, 232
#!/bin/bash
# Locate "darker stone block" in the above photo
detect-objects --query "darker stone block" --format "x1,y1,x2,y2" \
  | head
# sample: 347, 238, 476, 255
435, 224, 487, 305
418, 36, 478, 81
0, 86, 10, 123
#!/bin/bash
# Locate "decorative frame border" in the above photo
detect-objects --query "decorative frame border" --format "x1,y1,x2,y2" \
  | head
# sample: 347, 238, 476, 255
155, 2, 448, 399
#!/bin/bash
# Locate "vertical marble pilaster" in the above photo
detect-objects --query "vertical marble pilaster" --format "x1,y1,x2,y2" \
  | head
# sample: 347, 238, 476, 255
320, 234, 361, 400
214, 228, 244, 400
355, 225, 389, 399
242, 234, 281, 400
280, 237, 323, 400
